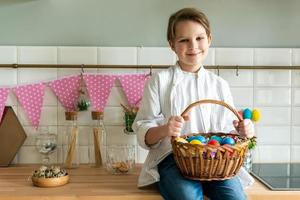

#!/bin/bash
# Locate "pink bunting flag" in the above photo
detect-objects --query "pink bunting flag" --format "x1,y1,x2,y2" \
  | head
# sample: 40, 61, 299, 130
83, 74, 116, 112
49, 76, 81, 111
118, 74, 149, 106
13, 83, 46, 128
0, 88, 10, 123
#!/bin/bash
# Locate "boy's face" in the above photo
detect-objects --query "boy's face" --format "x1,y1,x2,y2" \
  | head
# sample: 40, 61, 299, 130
170, 20, 211, 72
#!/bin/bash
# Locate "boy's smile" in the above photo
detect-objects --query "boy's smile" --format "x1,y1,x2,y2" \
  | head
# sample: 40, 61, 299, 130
170, 20, 211, 73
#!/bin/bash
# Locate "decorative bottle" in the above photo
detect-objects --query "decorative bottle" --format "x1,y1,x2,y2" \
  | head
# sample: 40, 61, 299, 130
63, 111, 80, 169
90, 111, 107, 167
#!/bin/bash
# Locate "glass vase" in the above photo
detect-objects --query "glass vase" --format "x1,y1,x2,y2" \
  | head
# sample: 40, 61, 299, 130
243, 149, 253, 172
124, 112, 136, 134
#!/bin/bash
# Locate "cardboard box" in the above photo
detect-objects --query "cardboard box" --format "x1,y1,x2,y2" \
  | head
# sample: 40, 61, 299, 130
0, 106, 27, 166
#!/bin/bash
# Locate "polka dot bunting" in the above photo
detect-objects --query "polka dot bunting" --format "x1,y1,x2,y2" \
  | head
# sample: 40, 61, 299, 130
49, 76, 81, 112
117, 74, 149, 106
83, 74, 116, 112
13, 83, 46, 129
0, 88, 10, 123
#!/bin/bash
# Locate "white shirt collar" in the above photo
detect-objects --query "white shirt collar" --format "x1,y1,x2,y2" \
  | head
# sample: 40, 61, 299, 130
172, 62, 205, 86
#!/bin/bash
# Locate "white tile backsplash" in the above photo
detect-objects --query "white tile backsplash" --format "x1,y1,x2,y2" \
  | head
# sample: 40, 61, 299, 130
258, 107, 291, 125
254, 88, 291, 106
138, 47, 176, 65
0, 46, 17, 64
0, 68, 17, 86
219, 69, 253, 87
253, 145, 290, 163
254, 48, 292, 66
18, 68, 57, 84
292, 107, 300, 125
292, 70, 300, 87
58, 47, 97, 64
98, 47, 137, 65
292, 88, 300, 106
254, 70, 291, 87
291, 146, 300, 162
18, 46, 57, 64
105, 125, 136, 145
58, 68, 98, 78
256, 126, 291, 145
230, 87, 253, 107
103, 107, 124, 126
292, 49, 300, 66
1, 46, 300, 164
291, 126, 300, 145
216, 48, 253, 66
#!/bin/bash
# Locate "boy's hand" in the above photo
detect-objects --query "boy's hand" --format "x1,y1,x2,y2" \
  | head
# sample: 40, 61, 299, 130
233, 119, 255, 138
165, 116, 184, 137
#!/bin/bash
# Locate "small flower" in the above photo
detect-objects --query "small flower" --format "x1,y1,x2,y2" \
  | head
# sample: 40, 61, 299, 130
120, 103, 139, 115
248, 137, 257, 150
121, 104, 138, 132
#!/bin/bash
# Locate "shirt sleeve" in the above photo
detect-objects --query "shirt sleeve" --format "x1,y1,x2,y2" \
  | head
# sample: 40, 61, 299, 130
132, 73, 165, 150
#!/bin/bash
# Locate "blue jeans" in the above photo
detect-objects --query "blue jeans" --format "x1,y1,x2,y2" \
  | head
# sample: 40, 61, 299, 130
157, 154, 247, 200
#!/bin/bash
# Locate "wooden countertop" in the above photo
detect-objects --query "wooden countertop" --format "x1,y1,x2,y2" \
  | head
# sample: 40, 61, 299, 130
0, 165, 299, 200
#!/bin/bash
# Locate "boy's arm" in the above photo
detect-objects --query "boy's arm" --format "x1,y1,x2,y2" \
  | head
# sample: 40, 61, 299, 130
132, 74, 165, 150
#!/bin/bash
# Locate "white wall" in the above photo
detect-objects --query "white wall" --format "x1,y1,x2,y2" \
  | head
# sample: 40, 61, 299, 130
0, 46, 299, 164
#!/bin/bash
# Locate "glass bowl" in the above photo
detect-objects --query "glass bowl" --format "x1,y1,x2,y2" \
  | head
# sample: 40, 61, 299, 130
106, 144, 136, 174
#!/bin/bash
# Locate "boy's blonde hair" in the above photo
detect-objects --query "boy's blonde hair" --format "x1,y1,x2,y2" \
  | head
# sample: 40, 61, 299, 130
167, 8, 211, 43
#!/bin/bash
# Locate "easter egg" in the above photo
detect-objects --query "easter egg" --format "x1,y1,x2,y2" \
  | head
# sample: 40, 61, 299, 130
207, 139, 220, 146
252, 109, 261, 122
190, 139, 202, 145
175, 138, 188, 143
194, 135, 207, 144
210, 135, 222, 143
221, 137, 235, 146
243, 108, 252, 119
186, 136, 196, 142
187, 135, 206, 143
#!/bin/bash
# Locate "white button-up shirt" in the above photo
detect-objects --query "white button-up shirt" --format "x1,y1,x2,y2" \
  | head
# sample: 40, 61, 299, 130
132, 63, 254, 188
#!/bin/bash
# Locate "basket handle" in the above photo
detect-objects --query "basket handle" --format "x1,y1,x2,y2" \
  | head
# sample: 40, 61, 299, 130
180, 99, 243, 122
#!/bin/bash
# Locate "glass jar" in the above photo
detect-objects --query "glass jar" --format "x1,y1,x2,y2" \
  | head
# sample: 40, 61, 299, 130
243, 149, 253, 172
106, 144, 136, 174
89, 111, 107, 167
35, 127, 57, 165
63, 111, 80, 169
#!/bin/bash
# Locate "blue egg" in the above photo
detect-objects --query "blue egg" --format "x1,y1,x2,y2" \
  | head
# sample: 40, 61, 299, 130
186, 136, 196, 142
194, 135, 207, 144
210, 135, 222, 143
221, 137, 235, 145
187, 135, 206, 143
243, 108, 252, 119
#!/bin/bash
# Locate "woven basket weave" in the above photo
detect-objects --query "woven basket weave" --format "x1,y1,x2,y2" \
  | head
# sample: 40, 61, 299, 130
171, 99, 250, 181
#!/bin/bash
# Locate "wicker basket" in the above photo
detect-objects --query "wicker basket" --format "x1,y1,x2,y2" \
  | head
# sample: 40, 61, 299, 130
171, 99, 250, 181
